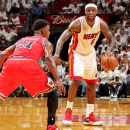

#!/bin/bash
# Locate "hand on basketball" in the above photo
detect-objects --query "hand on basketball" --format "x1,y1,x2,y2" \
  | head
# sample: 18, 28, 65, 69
56, 79, 66, 96
104, 51, 112, 56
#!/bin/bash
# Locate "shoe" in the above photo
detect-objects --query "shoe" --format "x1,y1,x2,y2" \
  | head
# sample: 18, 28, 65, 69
47, 124, 60, 130
113, 94, 117, 98
63, 108, 72, 125
84, 112, 103, 126
110, 93, 113, 98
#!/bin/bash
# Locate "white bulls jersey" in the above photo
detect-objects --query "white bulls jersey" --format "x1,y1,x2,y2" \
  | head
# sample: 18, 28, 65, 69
69, 16, 101, 55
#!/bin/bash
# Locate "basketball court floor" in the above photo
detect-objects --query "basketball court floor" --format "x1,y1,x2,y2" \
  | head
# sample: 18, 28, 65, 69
0, 98, 130, 130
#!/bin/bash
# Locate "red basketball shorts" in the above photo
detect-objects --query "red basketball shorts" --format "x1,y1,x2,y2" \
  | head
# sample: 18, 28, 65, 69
0, 58, 54, 99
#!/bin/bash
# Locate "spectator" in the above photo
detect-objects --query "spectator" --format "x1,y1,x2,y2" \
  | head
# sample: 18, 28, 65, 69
99, 38, 108, 51
112, 0, 117, 8
0, 7, 8, 20
126, 36, 130, 46
102, 0, 108, 9
69, 0, 74, 9
38, 0, 44, 8
107, 74, 122, 98
97, 0, 105, 5
57, 58, 62, 79
9, 85, 24, 97
0, 17, 7, 27
114, 64, 127, 83
126, 66, 130, 89
127, 44, 130, 58
115, 22, 121, 35
118, 45, 124, 57
121, 0, 126, 8
32, 1, 43, 21
115, 35, 124, 48
111, 30, 116, 40
120, 29, 127, 47
62, 66, 71, 97
112, 26, 117, 34
96, 54, 101, 64
128, 17, 130, 26
23, 0, 32, 14
124, 22, 130, 36
12, 0, 19, 8
45, 3, 53, 14
113, 1, 124, 15
96, 45, 102, 55
7, 16, 13, 28
97, 63, 102, 78
23, 88, 31, 97
0, 25, 5, 36
11, 24, 18, 34
80, 81, 86, 97
61, 60, 66, 77
125, 2, 130, 15
12, 13, 20, 26
4, 27, 17, 45
10, 2, 20, 14
123, 15, 128, 27
106, 3, 113, 13
17, 0, 23, 8
62, 3, 71, 14
77, 0, 83, 13
99, 70, 113, 96
81, 2, 86, 14
42, 0, 49, 8
3, 0, 12, 13
98, 3, 104, 14
113, 49, 120, 63
19, 3, 27, 16
0, 34, 8, 47
71, 2, 80, 14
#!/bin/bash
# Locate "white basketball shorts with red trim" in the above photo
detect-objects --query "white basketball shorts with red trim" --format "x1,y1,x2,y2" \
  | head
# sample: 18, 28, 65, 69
69, 48, 98, 83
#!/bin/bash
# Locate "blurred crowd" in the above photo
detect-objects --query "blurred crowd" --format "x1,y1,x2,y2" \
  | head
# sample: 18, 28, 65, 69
31, 0, 130, 15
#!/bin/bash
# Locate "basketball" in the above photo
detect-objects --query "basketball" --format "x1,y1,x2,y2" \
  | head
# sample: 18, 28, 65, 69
101, 54, 118, 71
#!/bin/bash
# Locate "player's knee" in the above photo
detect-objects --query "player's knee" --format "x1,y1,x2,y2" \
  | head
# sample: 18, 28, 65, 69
72, 80, 82, 87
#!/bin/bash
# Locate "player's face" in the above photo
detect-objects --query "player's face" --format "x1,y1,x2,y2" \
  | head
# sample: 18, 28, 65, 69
85, 7, 98, 21
42, 25, 50, 40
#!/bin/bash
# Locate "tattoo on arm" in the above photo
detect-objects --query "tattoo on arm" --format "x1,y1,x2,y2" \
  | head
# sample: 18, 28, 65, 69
101, 19, 115, 52
55, 19, 81, 56
44, 39, 53, 58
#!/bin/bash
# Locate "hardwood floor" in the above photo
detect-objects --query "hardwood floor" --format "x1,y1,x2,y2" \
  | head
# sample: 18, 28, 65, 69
0, 98, 130, 130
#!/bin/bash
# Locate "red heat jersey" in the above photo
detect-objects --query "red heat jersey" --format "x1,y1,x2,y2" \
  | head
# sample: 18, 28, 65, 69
10, 35, 45, 61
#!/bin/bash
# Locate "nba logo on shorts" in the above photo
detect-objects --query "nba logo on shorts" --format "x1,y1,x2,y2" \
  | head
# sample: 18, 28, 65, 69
74, 72, 76, 76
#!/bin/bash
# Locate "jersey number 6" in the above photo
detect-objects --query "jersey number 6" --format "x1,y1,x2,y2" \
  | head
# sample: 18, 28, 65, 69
91, 39, 95, 45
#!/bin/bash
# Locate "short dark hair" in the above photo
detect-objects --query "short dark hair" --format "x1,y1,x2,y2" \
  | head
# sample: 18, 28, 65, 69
32, 19, 50, 31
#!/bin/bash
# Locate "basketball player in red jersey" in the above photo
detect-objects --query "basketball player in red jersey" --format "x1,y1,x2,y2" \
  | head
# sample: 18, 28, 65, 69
0, 19, 65, 130
53, 3, 115, 126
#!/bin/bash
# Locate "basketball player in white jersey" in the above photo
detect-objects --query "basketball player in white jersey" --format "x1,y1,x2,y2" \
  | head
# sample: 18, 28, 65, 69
54, 3, 115, 126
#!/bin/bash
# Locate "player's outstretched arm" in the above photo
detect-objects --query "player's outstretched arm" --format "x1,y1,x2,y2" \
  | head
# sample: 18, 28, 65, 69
44, 39, 65, 95
100, 19, 116, 53
54, 19, 81, 64
0, 44, 16, 68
